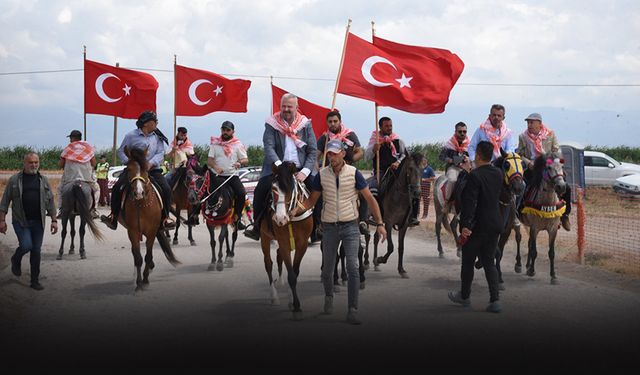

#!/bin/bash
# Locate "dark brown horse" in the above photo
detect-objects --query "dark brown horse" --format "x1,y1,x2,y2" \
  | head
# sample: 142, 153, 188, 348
260, 162, 313, 320
168, 154, 203, 246
57, 181, 104, 260
372, 153, 423, 278
121, 147, 180, 291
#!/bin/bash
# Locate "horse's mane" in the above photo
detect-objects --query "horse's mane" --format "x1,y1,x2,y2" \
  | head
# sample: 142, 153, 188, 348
128, 148, 148, 172
530, 154, 548, 188
274, 161, 297, 194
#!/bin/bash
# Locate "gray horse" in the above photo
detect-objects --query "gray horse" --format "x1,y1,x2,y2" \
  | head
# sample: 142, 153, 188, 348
57, 181, 103, 259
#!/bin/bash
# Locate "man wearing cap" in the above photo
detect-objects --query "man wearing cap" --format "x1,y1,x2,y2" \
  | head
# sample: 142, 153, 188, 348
244, 93, 317, 241
290, 139, 386, 325
100, 110, 175, 230
517, 113, 571, 231
208, 120, 249, 222
468, 104, 516, 162
95, 154, 110, 206
165, 126, 194, 188
58, 130, 99, 219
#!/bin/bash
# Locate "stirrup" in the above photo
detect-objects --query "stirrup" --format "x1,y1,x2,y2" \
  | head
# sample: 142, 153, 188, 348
162, 218, 176, 230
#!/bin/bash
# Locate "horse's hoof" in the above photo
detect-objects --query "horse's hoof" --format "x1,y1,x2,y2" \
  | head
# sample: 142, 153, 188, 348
56, 254, 62, 260
333, 285, 341, 293
551, 278, 559, 285
225, 258, 234, 268
80, 252, 86, 260
515, 265, 522, 273
69, 249, 75, 255
172, 239, 178, 245
499, 283, 506, 291
360, 281, 365, 290
399, 272, 409, 279
288, 302, 294, 311
376, 257, 387, 265
374, 265, 381, 272
456, 250, 461, 258
438, 252, 445, 259
135, 285, 144, 292
292, 311, 303, 321
207, 263, 216, 271
363, 263, 370, 270
216, 261, 224, 272
190, 241, 197, 246
527, 269, 536, 277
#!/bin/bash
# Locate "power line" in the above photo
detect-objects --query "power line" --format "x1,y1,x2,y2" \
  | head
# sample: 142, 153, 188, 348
1, 67, 639, 87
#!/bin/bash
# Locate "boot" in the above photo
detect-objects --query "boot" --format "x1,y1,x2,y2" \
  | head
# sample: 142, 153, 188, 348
560, 215, 571, 231
162, 217, 176, 230
100, 213, 118, 230
244, 224, 260, 241
11, 254, 21, 277
30, 281, 44, 291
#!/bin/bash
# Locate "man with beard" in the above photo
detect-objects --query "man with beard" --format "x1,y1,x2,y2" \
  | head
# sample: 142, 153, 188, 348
468, 104, 516, 162
244, 93, 317, 241
0, 152, 58, 290
208, 120, 249, 223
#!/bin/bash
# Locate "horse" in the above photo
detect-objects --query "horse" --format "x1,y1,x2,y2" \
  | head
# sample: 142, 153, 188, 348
372, 153, 423, 278
57, 181, 104, 260
168, 154, 204, 246
433, 165, 464, 258
120, 147, 180, 291
188, 169, 239, 271
520, 155, 567, 284
259, 161, 313, 320
492, 151, 526, 288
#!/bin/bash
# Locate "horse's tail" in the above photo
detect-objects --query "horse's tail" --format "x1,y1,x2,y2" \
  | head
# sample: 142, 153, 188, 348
72, 184, 104, 242
156, 231, 181, 267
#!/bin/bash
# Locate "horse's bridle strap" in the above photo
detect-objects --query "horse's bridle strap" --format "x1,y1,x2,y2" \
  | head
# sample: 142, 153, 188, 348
130, 176, 148, 184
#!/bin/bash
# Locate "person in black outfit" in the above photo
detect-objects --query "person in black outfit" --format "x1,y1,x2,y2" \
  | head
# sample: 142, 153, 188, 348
448, 140, 503, 313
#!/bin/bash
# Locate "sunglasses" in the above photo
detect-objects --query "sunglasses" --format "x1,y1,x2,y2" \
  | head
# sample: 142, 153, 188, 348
457, 130, 467, 134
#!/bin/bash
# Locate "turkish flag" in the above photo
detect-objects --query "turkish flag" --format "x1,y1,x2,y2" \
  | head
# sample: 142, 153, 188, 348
175, 64, 251, 116
337, 33, 464, 114
271, 84, 329, 139
84, 59, 158, 119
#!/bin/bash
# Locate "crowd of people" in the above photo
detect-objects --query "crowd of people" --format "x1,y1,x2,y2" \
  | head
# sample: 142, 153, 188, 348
0, 95, 571, 323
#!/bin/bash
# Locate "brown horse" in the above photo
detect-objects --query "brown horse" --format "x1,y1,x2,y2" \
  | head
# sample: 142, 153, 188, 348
260, 162, 313, 320
168, 154, 203, 246
521, 155, 567, 284
121, 147, 180, 291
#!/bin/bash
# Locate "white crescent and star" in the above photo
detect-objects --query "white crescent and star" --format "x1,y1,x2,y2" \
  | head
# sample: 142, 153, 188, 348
360, 56, 413, 89
95, 73, 123, 103
188, 79, 224, 106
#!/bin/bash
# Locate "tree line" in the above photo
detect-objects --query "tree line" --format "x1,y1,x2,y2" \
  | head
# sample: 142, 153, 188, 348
1, 144, 639, 171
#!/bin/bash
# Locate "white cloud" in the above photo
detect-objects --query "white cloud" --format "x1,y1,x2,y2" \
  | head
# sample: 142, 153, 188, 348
57, 6, 72, 24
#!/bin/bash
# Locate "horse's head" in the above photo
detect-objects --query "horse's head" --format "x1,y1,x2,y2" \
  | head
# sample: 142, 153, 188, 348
404, 153, 423, 200
496, 150, 526, 196
270, 161, 298, 227
187, 173, 204, 206
544, 156, 567, 196
125, 147, 150, 201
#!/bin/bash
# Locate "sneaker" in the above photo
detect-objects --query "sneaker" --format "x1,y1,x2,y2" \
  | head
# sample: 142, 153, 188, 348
244, 226, 260, 241
448, 291, 471, 307
561, 215, 571, 231
100, 214, 117, 230
323, 296, 333, 314
346, 307, 362, 325
30, 282, 44, 291
10, 255, 21, 277
486, 301, 502, 313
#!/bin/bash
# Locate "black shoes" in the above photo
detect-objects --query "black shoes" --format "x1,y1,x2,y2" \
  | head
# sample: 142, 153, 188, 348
100, 214, 117, 230
11, 255, 21, 276
30, 281, 44, 291
244, 226, 260, 241
408, 218, 420, 227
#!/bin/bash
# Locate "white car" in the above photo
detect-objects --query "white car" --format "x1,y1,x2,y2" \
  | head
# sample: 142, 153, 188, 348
107, 165, 126, 192
583, 150, 640, 186
612, 174, 640, 197
237, 167, 262, 200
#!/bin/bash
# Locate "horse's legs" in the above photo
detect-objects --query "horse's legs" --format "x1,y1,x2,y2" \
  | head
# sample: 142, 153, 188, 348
207, 224, 217, 271
339, 243, 348, 285
187, 206, 196, 246
397, 225, 409, 277
142, 235, 155, 286
363, 230, 370, 269
79, 218, 87, 259
215, 225, 227, 271
496, 227, 512, 286
128, 232, 143, 291
172, 205, 180, 245
376, 223, 394, 265
548, 228, 559, 284
289, 245, 308, 320
514, 223, 523, 273
261, 237, 279, 305
69, 215, 76, 254
225, 223, 238, 268
372, 231, 380, 270
435, 212, 444, 257
450, 215, 462, 258
358, 240, 366, 288
57, 216, 68, 260
526, 227, 539, 277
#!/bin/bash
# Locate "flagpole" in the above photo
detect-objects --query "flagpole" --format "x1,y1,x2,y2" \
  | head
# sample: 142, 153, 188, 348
83, 45, 87, 142
173, 55, 177, 148
270, 75, 274, 113
372, 21, 380, 184
112, 62, 119, 167
330, 18, 351, 110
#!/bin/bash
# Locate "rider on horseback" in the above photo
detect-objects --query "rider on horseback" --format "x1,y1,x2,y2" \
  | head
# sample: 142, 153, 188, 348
165, 126, 194, 189
516, 112, 571, 231
100, 110, 176, 230
57, 130, 100, 219
207, 120, 248, 224
438, 121, 471, 204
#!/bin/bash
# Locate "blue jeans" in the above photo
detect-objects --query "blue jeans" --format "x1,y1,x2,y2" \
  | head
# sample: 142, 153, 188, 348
12, 219, 45, 283
321, 220, 360, 309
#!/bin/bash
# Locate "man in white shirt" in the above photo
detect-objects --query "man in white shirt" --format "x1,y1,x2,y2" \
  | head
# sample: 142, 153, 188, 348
208, 121, 249, 221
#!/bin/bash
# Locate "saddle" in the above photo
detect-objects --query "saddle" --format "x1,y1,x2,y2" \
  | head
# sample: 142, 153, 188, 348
117, 179, 163, 220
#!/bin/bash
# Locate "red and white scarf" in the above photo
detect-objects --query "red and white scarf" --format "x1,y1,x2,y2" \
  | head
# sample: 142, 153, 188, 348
60, 141, 94, 163
522, 124, 552, 158
480, 117, 511, 157
170, 137, 194, 155
210, 136, 243, 157
445, 134, 470, 153
326, 125, 354, 147
265, 112, 309, 149
368, 130, 400, 157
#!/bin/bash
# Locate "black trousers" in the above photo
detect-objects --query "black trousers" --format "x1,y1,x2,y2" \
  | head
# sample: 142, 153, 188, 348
460, 232, 500, 302
223, 175, 247, 219
110, 167, 172, 219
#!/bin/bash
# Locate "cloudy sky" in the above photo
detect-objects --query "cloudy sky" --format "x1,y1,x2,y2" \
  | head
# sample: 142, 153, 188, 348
1, 0, 639, 152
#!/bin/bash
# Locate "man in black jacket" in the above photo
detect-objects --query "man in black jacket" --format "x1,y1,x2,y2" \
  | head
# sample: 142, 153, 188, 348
448, 140, 503, 313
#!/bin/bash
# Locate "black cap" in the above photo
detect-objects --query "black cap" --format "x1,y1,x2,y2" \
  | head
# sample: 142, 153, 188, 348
221, 121, 235, 130
177, 126, 187, 134
136, 110, 158, 128
67, 130, 82, 138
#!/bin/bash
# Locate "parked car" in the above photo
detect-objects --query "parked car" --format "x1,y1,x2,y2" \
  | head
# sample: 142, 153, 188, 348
583, 150, 640, 186
238, 167, 261, 200
107, 166, 126, 192
612, 174, 640, 197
